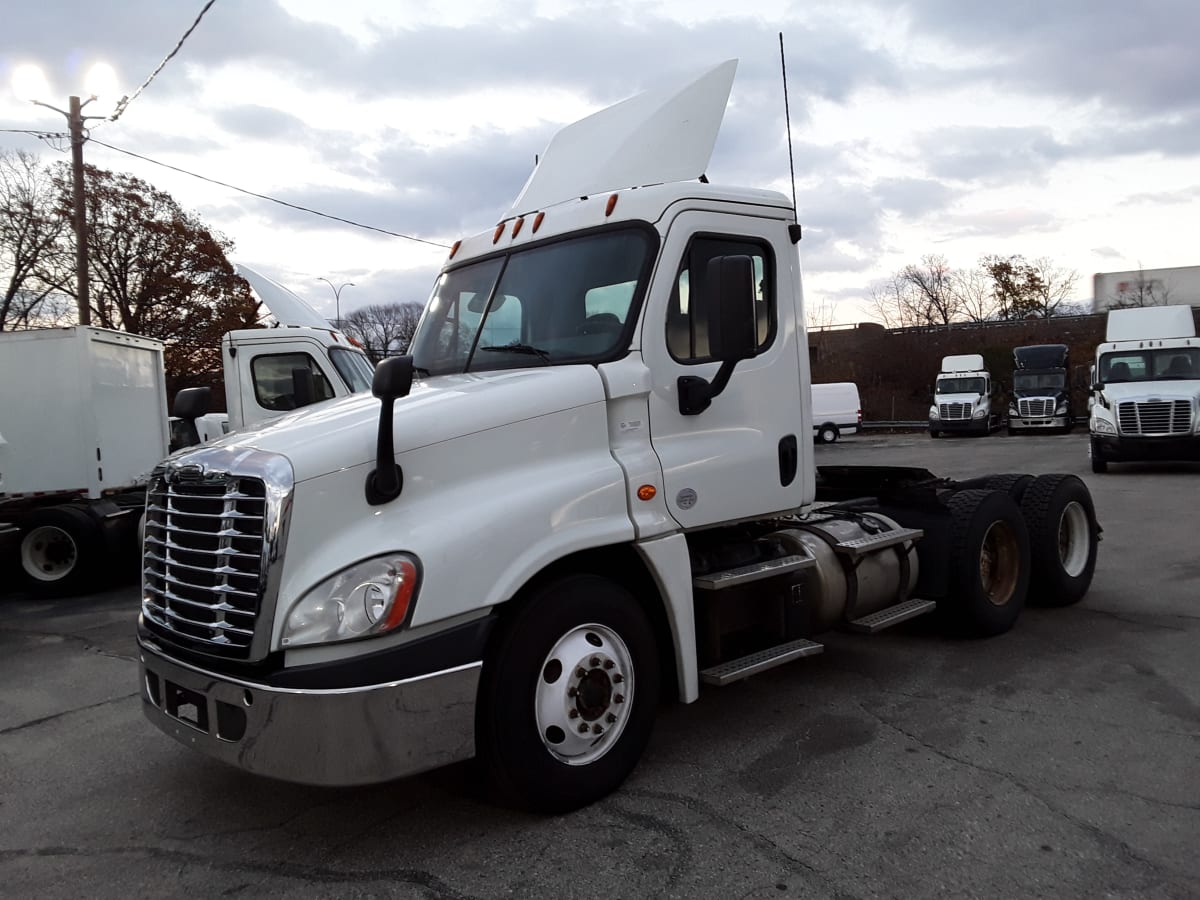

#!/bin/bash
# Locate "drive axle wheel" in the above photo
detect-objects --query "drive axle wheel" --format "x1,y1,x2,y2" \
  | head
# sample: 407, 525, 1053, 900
477, 573, 659, 812
18, 507, 100, 597
1020, 474, 1099, 607
945, 489, 1031, 636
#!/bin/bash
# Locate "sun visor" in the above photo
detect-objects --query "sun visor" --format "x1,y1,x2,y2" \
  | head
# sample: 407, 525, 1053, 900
235, 264, 332, 329
507, 59, 738, 218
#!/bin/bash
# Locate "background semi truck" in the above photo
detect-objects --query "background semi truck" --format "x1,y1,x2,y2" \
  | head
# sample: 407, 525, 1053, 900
136, 61, 1101, 813
0, 268, 374, 595
929, 354, 998, 437
1009, 344, 1072, 435
1089, 305, 1200, 472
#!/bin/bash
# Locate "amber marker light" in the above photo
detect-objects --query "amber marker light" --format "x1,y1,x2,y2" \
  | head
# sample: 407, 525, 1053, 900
533, 211, 545, 233
512, 217, 524, 238
637, 485, 657, 501
492, 223, 506, 244
605, 193, 619, 217
381, 558, 420, 632
449, 239, 462, 259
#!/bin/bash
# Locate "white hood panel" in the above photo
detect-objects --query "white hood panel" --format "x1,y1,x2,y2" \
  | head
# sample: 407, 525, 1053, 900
1097, 380, 1200, 404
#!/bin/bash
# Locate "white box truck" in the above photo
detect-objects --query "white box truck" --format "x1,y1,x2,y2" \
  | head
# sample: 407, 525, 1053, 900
0, 268, 375, 595
136, 61, 1101, 813
1088, 305, 1199, 472
929, 354, 998, 437
810, 382, 862, 443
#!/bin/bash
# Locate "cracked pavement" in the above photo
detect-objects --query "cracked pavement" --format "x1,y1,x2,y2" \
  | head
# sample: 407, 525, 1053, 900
1, 432, 1197, 898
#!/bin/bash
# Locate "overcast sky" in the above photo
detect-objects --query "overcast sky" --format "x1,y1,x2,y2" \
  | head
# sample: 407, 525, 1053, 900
2, 0, 1197, 323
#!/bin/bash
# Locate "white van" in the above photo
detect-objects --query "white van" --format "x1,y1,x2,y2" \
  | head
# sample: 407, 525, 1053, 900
811, 382, 863, 443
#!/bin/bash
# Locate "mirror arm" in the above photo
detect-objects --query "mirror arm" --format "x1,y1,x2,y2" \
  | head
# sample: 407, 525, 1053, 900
678, 360, 738, 416
365, 395, 404, 505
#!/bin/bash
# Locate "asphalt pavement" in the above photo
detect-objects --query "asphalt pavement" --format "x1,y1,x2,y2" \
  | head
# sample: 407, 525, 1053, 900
1, 431, 1197, 899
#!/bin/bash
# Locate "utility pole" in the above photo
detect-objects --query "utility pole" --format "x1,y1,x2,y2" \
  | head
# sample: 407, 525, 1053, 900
67, 96, 91, 325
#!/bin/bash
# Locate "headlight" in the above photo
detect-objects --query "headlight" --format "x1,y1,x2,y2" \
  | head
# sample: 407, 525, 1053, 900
282, 553, 420, 648
1056, 402, 1069, 415
1092, 418, 1117, 435
928, 405, 939, 420
972, 406, 987, 419
1008, 405, 1018, 416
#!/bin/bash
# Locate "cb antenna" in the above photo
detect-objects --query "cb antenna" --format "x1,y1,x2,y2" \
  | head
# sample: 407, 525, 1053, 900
779, 32, 802, 244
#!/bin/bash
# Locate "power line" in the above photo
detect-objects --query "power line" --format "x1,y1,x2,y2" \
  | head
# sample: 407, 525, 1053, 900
108, 0, 219, 124
88, 137, 451, 248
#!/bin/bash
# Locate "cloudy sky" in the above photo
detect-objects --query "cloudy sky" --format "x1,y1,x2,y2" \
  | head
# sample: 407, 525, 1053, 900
2, 0, 1197, 323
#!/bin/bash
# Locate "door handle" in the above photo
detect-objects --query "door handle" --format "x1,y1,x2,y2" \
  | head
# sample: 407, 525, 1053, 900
778, 435, 798, 487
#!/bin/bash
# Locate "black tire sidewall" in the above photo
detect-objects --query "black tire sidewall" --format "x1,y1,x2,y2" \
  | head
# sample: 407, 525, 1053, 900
1020, 474, 1099, 607
477, 573, 660, 813
19, 507, 100, 596
820, 425, 839, 444
946, 489, 1031, 636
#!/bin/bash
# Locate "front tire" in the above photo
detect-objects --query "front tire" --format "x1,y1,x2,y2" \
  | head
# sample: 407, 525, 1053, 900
818, 424, 839, 444
477, 573, 660, 813
1019, 474, 1099, 607
944, 489, 1031, 636
1089, 439, 1108, 473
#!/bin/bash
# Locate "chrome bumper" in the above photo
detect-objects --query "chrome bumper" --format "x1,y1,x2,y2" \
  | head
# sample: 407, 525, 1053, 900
139, 640, 480, 786
1009, 415, 1069, 430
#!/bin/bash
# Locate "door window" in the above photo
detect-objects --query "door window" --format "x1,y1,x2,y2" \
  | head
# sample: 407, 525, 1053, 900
251, 352, 336, 411
667, 236, 774, 363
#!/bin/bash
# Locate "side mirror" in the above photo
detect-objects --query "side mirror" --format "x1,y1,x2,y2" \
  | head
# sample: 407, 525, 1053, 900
366, 356, 415, 505
171, 387, 211, 450
678, 255, 756, 415
291, 368, 316, 408
1090, 382, 1103, 393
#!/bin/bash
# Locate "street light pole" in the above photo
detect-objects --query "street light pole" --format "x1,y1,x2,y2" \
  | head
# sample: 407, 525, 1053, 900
317, 278, 355, 329
67, 95, 91, 325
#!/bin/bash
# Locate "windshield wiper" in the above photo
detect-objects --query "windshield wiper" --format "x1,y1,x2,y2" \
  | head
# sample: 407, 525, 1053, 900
478, 343, 552, 364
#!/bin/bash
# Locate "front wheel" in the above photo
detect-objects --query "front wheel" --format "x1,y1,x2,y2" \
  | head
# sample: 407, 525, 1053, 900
1089, 439, 1108, 473
944, 489, 1031, 636
1020, 474, 1099, 607
930, 429, 940, 439
476, 573, 660, 812
818, 424, 840, 444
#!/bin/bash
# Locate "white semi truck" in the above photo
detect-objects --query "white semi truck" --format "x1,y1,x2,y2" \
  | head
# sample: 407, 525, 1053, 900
0, 268, 374, 595
928, 354, 998, 437
137, 62, 1101, 813
1089, 305, 1200, 472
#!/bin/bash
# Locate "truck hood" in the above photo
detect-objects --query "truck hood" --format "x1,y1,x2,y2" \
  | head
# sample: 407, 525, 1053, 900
934, 393, 984, 405
1096, 380, 1200, 405
1013, 389, 1068, 400
207, 366, 608, 482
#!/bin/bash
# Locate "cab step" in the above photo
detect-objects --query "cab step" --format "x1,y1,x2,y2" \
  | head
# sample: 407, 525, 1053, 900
692, 554, 815, 591
834, 527, 923, 560
846, 598, 937, 634
699, 638, 825, 686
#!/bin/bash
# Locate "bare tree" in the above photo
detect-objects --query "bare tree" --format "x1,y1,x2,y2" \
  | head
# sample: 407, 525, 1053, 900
902, 254, 960, 325
341, 302, 424, 363
954, 266, 1000, 322
1029, 257, 1078, 317
0, 151, 67, 330
805, 296, 838, 331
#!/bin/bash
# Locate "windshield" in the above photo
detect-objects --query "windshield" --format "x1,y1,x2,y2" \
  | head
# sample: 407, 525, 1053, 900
937, 377, 986, 395
408, 227, 655, 376
1013, 372, 1065, 391
1099, 348, 1200, 383
328, 346, 374, 392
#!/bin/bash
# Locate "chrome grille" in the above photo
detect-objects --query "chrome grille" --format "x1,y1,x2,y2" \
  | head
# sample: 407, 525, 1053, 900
142, 474, 267, 658
1018, 398, 1055, 418
939, 402, 971, 420
1117, 400, 1192, 436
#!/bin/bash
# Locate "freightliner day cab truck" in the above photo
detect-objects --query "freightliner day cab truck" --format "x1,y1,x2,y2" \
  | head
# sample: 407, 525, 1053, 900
1008, 344, 1072, 435
0, 267, 374, 595
928, 354, 998, 437
1089, 305, 1200, 472
137, 62, 1102, 813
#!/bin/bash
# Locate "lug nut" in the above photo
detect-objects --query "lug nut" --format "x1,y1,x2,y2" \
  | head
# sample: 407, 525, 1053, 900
568, 687, 577, 698
614, 693, 625, 704
606, 713, 617, 724
578, 723, 589, 733
569, 709, 579, 719
576, 668, 587, 678
589, 657, 600, 667
612, 674, 624, 684
603, 660, 614, 670
592, 724, 603, 734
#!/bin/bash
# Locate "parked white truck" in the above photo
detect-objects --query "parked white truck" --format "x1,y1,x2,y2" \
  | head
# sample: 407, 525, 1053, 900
0, 268, 374, 595
136, 62, 1101, 813
929, 354, 998, 437
1089, 305, 1200, 472
810, 382, 862, 443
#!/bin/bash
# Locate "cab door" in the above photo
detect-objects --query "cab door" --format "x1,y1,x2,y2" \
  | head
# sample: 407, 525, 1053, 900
641, 208, 808, 529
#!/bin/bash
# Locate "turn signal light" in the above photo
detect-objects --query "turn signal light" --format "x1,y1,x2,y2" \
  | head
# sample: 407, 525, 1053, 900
637, 485, 657, 501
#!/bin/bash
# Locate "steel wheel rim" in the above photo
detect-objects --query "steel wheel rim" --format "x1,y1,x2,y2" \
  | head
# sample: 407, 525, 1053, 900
979, 520, 1020, 606
535, 623, 633, 766
821, 428, 836, 443
1057, 501, 1090, 577
21, 525, 78, 582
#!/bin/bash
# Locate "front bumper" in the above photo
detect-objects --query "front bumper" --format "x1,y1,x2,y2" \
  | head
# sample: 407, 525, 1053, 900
931, 418, 987, 433
139, 638, 481, 786
1009, 415, 1070, 431
1092, 433, 1200, 462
